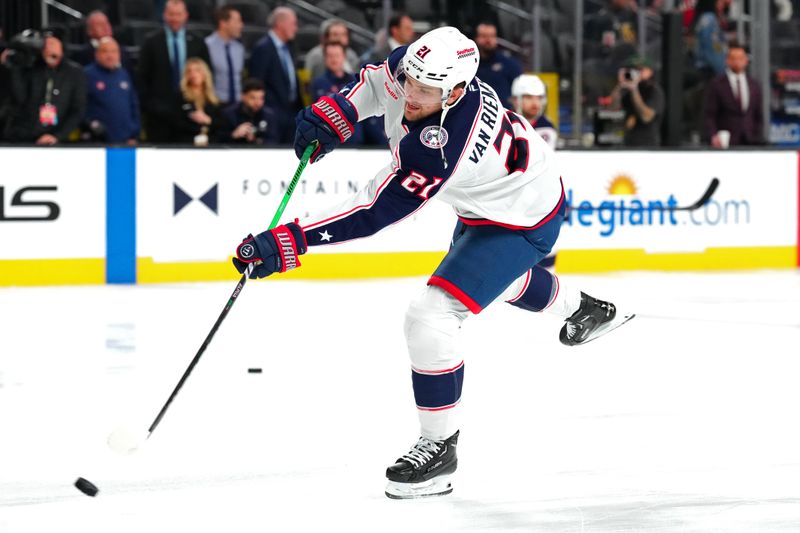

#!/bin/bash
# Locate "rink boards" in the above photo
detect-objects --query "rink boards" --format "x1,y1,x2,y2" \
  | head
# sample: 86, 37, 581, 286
0, 147, 798, 286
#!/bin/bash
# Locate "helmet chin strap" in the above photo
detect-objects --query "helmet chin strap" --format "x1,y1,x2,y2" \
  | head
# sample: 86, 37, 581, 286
438, 88, 465, 169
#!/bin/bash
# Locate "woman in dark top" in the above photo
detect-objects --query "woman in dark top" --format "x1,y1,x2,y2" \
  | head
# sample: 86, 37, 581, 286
168, 57, 222, 144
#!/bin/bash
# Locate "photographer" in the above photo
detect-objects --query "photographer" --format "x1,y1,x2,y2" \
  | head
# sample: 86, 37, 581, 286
219, 78, 280, 144
1, 32, 86, 145
608, 56, 664, 146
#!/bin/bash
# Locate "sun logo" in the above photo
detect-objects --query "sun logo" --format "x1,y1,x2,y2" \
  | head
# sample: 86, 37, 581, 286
607, 174, 638, 195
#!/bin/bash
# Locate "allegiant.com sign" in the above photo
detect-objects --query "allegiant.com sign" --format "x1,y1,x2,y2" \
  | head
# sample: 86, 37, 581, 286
563, 188, 750, 237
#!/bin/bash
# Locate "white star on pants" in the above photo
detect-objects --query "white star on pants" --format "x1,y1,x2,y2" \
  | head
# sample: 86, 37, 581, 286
319, 230, 332, 242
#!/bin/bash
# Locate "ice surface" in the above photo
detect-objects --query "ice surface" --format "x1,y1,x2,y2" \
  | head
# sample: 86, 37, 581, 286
1, 271, 799, 532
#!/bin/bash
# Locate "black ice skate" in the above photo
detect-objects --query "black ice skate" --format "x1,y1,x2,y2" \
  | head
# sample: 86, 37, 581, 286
385, 431, 459, 499
560, 292, 634, 346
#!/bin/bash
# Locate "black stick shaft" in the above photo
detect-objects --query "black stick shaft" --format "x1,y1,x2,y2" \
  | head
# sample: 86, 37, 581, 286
146, 142, 317, 438
147, 273, 249, 435
569, 178, 719, 212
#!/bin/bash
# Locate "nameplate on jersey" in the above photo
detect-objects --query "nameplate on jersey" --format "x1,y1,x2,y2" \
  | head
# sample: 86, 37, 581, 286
468, 81, 501, 164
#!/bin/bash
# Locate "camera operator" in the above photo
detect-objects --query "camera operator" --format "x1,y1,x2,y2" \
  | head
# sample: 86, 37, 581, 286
1, 32, 86, 145
608, 56, 664, 147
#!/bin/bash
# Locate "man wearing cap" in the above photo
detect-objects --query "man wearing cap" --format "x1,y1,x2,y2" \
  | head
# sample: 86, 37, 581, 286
609, 55, 664, 146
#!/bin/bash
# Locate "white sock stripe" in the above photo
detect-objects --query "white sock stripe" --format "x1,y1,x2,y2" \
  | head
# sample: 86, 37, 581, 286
506, 269, 531, 303
411, 360, 464, 375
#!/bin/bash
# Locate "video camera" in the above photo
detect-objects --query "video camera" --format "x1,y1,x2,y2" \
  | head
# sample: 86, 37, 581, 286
4, 30, 45, 69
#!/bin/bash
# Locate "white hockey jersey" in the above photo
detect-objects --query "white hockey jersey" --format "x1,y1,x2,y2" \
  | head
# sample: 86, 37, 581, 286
300, 47, 565, 247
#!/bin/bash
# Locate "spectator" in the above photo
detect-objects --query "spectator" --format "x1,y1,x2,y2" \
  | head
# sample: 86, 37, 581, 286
703, 42, 764, 147
83, 37, 140, 144
363, 13, 414, 64
0, 31, 10, 140
3, 34, 86, 144
304, 19, 361, 80
585, 0, 638, 50
691, 0, 732, 79
309, 42, 364, 145
137, 0, 211, 142
249, 6, 300, 144
474, 22, 522, 108
219, 78, 280, 144
166, 58, 222, 144
510, 74, 558, 149
310, 42, 356, 101
205, 6, 244, 106
72, 11, 132, 74
608, 55, 665, 146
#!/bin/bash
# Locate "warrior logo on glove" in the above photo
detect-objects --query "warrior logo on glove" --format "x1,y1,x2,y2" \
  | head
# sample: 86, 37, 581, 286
239, 243, 256, 259
233, 222, 307, 279
312, 96, 354, 142
275, 231, 298, 270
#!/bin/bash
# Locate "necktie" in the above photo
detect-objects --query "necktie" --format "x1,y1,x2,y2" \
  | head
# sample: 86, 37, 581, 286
225, 42, 236, 103
281, 44, 296, 102
171, 32, 181, 90
736, 75, 745, 112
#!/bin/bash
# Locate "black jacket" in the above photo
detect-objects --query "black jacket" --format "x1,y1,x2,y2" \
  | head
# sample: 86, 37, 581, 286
166, 93, 222, 144
5, 58, 86, 142
248, 34, 301, 143
137, 28, 210, 142
219, 102, 280, 144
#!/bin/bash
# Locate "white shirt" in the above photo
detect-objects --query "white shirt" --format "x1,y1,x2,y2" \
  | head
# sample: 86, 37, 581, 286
725, 68, 749, 111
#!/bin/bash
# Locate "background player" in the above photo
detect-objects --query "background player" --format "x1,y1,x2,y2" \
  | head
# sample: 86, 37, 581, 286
232, 27, 633, 499
510, 73, 558, 150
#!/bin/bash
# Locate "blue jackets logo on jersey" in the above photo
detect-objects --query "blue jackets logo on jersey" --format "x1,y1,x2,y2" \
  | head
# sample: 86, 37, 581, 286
420, 126, 448, 149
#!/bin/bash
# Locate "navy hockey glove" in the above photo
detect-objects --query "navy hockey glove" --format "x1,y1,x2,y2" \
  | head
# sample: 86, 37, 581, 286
294, 94, 357, 163
232, 222, 307, 279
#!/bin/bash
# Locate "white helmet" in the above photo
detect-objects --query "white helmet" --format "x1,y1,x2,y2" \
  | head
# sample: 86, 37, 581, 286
399, 26, 479, 107
511, 74, 547, 99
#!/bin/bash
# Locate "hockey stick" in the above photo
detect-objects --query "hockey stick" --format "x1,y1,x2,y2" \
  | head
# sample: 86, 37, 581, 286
569, 177, 719, 212
145, 142, 318, 438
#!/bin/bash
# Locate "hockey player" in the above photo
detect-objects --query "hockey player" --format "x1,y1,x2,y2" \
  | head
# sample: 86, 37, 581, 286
232, 27, 633, 499
510, 74, 558, 150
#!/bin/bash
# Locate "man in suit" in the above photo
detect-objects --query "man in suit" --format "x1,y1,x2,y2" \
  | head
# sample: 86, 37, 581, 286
248, 6, 299, 144
137, 0, 211, 142
71, 11, 133, 76
704, 42, 764, 147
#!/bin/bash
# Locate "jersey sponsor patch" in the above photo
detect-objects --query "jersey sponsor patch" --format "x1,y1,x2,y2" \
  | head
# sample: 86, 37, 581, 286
420, 125, 448, 149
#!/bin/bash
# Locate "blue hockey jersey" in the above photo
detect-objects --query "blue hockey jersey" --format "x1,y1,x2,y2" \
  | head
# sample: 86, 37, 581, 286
300, 47, 564, 247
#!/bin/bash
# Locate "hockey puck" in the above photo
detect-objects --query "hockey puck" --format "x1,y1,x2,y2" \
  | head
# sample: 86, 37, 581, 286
74, 477, 99, 497
247, 368, 262, 374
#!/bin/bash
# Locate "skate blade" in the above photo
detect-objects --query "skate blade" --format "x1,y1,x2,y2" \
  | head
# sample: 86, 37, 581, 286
579, 309, 635, 345
385, 475, 453, 500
